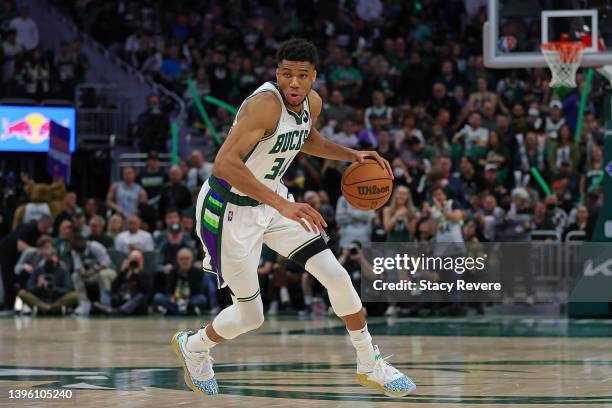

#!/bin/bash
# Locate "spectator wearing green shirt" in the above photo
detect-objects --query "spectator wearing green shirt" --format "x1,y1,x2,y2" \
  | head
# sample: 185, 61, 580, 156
89, 216, 114, 249
330, 56, 362, 98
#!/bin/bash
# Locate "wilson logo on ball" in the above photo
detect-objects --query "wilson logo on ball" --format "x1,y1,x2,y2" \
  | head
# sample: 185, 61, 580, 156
357, 185, 390, 196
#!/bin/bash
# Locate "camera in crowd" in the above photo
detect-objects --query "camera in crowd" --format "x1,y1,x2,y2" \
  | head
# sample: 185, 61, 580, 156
349, 241, 362, 255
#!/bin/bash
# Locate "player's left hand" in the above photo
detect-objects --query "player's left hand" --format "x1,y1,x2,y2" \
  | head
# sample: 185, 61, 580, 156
353, 150, 393, 179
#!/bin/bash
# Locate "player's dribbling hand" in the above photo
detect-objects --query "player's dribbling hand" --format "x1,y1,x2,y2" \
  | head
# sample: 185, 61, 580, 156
353, 150, 393, 179
280, 201, 327, 234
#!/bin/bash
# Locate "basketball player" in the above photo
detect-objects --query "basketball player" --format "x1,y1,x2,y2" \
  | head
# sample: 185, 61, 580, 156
172, 38, 416, 398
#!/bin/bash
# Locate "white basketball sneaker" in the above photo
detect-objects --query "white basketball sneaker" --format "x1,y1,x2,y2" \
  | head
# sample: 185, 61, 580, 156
356, 345, 416, 398
171, 331, 219, 396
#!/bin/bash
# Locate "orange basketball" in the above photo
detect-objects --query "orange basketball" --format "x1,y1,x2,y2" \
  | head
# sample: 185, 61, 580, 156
341, 158, 393, 211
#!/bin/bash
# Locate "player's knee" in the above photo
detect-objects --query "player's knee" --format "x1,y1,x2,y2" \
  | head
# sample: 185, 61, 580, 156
237, 297, 265, 332
241, 307, 265, 331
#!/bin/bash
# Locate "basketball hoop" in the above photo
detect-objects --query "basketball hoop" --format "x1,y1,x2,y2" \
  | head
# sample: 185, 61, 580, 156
541, 41, 585, 88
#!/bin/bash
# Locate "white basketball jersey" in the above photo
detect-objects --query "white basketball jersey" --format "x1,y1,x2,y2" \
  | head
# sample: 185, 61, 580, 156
230, 82, 312, 195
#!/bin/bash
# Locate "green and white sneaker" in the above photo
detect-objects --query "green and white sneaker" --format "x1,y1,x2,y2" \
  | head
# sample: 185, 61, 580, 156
356, 345, 416, 398
171, 331, 219, 396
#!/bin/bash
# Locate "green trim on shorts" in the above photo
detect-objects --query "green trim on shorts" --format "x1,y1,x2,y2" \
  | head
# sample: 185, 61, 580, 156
287, 236, 320, 260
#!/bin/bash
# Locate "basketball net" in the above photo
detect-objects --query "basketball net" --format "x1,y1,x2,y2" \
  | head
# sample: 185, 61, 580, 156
541, 41, 585, 88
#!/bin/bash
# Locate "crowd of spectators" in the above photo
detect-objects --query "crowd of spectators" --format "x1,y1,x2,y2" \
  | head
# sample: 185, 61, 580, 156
0, 0, 609, 317
0, 3, 88, 101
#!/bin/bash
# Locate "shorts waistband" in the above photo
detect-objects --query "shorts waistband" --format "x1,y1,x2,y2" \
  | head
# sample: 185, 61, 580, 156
208, 175, 261, 207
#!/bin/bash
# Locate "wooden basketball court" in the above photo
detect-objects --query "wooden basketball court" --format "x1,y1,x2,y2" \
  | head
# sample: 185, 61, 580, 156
1, 316, 612, 407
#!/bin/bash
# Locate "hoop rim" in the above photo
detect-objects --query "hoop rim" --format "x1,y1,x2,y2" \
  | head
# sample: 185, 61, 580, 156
540, 41, 585, 50
540, 41, 585, 64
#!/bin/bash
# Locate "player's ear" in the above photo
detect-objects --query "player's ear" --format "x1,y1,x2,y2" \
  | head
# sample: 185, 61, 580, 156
312, 69, 317, 82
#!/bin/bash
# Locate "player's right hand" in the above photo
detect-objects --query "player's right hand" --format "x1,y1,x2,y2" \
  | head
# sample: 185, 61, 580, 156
279, 201, 327, 234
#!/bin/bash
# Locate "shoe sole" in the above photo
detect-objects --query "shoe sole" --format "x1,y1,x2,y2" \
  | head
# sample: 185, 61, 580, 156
356, 374, 416, 398
171, 332, 216, 398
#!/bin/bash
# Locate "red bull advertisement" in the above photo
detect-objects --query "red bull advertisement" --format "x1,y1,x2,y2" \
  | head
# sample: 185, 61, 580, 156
0, 106, 76, 152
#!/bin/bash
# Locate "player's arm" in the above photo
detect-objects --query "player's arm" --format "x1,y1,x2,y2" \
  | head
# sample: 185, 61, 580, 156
302, 91, 393, 177
212, 93, 326, 233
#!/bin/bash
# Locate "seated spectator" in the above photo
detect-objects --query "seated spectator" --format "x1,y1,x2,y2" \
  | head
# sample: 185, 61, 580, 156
106, 166, 148, 217
424, 185, 465, 245
533, 201, 556, 231
394, 114, 424, 150
158, 165, 192, 217
154, 208, 180, 246
476, 194, 504, 241
330, 119, 359, 148
107, 213, 126, 239
336, 195, 374, 247
153, 248, 207, 315
330, 56, 363, 99
137, 151, 167, 204
547, 124, 579, 175
364, 90, 392, 129
383, 185, 417, 242
157, 222, 192, 275
180, 212, 197, 249
459, 157, 485, 203
14, 235, 53, 292
115, 215, 154, 254
83, 197, 101, 221
52, 192, 77, 236
453, 112, 489, 160
357, 115, 381, 149
543, 194, 567, 234
322, 90, 353, 129
376, 128, 397, 163
496, 187, 533, 242
17, 247, 78, 314
564, 204, 589, 240
0, 215, 52, 310
95, 250, 148, 315
70, 234, 117, 316
53, 220, 73, 266
186, 150, 214, 191
89, 215, 114, 249
544, 100, 566, 139
72, 208, 90, 238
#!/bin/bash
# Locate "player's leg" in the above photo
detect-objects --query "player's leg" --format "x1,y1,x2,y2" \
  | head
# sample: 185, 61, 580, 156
172, 181, 265, 397
264, 209, 416, 397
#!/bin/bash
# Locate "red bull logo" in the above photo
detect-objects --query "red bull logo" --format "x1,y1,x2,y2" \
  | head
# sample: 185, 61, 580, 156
1, 113, 51, 144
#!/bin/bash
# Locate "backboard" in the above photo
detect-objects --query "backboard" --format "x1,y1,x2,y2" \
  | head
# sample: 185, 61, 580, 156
484, 0, 612, 68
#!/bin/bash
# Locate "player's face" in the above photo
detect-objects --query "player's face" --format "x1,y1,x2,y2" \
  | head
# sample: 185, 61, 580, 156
276, 60, 316, 107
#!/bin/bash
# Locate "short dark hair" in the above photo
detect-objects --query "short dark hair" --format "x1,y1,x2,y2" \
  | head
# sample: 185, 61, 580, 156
276, 38, 318, 67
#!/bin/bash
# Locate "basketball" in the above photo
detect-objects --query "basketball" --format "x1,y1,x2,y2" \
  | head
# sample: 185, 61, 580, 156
341, 159, 393, 211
